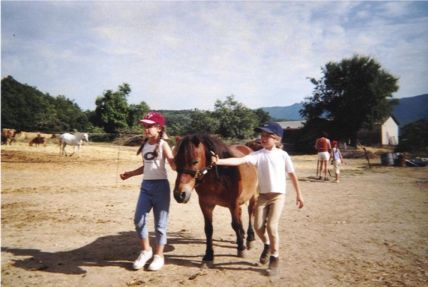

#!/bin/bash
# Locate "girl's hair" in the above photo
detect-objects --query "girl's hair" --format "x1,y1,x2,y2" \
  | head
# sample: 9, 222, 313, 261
136, 127, 165, 157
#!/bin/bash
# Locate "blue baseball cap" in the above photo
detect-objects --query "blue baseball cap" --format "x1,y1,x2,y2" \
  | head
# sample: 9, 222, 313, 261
255, 122, 284, 138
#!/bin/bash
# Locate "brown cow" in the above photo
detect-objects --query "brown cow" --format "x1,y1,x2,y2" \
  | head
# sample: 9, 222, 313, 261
1, 128, 17, 145
29, 134, 46, 147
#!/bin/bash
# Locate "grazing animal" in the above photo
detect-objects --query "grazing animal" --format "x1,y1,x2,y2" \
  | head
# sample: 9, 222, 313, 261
59, 132, 89, 156
1, 128, 18, 145
173, 134, 258, 267
29, 134, 46, 147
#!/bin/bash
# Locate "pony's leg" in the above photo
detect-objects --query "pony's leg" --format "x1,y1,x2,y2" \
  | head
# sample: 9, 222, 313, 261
69, 145, 76, 157
62, 143, 68, 156
200, 203, 215, 267
230, 204, 246, 257
246, 195, 257, 250
68, 144, 76, 156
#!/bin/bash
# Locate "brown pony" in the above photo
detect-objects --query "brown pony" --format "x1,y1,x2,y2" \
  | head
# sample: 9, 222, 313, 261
173, 134, 258, 266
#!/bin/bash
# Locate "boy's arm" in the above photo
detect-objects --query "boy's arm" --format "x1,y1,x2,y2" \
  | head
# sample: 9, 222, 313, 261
214, 157, 246, 166
288, 172, 304, 209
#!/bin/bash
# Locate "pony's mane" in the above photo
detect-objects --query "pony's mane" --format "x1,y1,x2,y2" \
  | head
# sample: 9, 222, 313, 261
174, 134, 233, 168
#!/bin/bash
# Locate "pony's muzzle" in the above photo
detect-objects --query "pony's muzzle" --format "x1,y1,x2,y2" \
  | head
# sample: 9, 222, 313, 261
173, 188, 192, 203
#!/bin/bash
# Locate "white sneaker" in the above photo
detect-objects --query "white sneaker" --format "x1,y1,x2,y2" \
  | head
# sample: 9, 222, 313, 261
133, 248, 153, 270
148, 255, 164, 271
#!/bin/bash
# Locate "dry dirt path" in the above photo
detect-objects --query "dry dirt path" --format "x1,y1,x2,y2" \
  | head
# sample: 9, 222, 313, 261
1, 143, 427, 286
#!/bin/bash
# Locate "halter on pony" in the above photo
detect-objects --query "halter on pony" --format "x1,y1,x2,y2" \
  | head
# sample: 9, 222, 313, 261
174, 135, 229, 186
176, 154, 218, 185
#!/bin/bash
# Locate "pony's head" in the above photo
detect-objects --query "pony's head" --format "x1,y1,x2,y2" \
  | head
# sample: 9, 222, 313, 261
173, 134, 231, 203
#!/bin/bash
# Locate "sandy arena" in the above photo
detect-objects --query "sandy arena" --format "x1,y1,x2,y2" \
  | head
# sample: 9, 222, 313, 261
1, 142, 427, 286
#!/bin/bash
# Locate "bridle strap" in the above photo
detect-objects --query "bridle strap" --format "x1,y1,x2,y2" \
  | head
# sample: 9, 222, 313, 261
177, 169, 199, 178
177, 151, 218, 185
176, 165, 213, 181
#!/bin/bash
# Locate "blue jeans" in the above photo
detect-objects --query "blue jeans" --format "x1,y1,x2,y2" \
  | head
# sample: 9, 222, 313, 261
134, 179, 170, 246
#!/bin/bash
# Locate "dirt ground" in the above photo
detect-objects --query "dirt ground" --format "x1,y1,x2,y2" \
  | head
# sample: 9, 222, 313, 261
1, 142, 427, 287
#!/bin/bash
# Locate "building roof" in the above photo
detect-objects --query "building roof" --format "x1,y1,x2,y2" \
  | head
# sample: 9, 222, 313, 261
277, 120, 305, 130
389, 115, 400, 125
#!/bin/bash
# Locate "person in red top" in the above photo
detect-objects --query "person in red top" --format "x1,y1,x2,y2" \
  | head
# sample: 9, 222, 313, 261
315, 132, 331, 180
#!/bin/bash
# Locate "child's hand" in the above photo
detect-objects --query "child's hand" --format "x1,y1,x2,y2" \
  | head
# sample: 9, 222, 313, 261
120, 172, 130, 180
296, 196, 304, 209
210, 151, 219, 165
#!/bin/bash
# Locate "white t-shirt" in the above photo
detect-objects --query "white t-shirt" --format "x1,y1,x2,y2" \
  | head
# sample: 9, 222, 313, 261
243, 147, 295, 194
142, 139, 168, 180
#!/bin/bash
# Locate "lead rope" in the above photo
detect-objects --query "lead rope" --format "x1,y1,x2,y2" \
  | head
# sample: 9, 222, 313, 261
115, 145, 121, 188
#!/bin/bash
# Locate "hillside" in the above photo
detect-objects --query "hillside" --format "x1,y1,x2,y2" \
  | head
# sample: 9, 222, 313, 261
262, 94, 428, 126
392, 94, 428, 126
261, 103, 303, 120
1, 76, 90, 132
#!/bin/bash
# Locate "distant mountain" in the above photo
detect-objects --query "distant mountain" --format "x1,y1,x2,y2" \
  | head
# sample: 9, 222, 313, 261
392, 94, 428, 127
261, 103, 303, 121
261, 94, 428, 126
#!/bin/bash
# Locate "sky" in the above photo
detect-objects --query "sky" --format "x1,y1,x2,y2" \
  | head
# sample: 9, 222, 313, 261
2, 1, 428, 111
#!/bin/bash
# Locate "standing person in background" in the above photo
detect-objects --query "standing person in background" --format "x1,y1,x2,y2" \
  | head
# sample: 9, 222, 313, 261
212, 122, 304, 276
330, 140, 344, 183
120, 111, 175, 271
315, 132, 331, 181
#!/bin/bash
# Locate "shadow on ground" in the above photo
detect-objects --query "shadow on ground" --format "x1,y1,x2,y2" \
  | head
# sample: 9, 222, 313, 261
2, 231, 256, 275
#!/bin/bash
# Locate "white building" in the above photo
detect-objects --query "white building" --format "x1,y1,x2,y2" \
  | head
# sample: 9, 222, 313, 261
381, 116, 399, 145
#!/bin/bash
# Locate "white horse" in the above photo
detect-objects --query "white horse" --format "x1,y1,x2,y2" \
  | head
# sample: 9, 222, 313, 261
59, 132, 89, 156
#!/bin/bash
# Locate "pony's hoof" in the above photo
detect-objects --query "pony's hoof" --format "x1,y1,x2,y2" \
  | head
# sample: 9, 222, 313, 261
201, 260, 214, 269
246, 240, 254, 250
237, 249, 246, 258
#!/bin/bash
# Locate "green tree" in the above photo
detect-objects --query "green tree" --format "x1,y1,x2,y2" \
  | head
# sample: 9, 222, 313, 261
127, 101, 150, 128
213, 95, 258, 139
301, 55, 399, 145
396, 119, 428, 155
161, 110, 192, 136
1, 76, 53, 131
94, 83, 131, 133
253, 108, 271, 126
1, 76, 90, 132
189, 109, 220, 134
50, 95, 90, 132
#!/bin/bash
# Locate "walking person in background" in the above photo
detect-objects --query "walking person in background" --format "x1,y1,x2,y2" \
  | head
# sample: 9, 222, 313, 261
330, 140, 344, 183
315, 132, 331, 181
120, 111, 175, 271
212, 122, 304, 276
